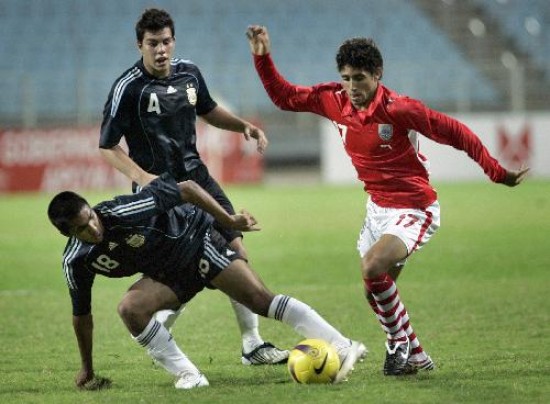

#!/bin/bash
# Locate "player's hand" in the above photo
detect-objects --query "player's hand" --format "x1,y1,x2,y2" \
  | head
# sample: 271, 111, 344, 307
502, 165, 530, 187
75, 369, 112, 391
230, 210, 260, 232
244, 124, 268, 154
246, 25, 271, 55
81, 376, 112, 391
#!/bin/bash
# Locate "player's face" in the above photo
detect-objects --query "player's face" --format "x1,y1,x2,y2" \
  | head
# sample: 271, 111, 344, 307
138, 27, 175, 78
339, 65, 381, 110
68, 206, 104, 244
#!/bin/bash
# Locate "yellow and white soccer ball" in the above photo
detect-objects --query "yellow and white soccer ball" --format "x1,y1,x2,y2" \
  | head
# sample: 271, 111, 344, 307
287, 338, 340, 384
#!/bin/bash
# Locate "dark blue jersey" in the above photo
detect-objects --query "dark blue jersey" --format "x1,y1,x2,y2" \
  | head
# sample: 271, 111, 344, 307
99, 58, 218, 179
61, 174, 213, 315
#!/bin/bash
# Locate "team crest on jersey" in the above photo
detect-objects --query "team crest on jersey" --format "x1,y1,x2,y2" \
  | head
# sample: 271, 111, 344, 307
125, 234, 145, 248
378, 124, 393, 141
186, 85, 197, 106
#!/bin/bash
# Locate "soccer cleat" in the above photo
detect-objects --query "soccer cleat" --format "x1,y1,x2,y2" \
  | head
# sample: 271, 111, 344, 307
175, 370, 209, 389
403, 355, 435, 374
334, 340, 364, 384
383, 338, 411, 376
357, 342, 369, 362
241, 342, 289, 365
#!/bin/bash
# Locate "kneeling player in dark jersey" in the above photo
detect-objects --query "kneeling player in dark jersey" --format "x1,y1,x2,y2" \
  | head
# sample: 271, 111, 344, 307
48, 174, 367, 390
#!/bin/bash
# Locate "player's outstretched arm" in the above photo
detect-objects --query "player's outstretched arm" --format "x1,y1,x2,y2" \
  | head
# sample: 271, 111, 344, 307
502, 166, 530, 187
201, 106, 268, 154
100, 145, 158, 187
178, 180, 260, 231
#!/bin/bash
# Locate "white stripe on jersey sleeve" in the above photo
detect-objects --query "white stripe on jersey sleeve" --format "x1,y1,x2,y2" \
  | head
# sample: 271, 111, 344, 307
110, 67, 143, 117
171, 57, 194, 65
101, 196, 156, 217
62, 238, 82, 290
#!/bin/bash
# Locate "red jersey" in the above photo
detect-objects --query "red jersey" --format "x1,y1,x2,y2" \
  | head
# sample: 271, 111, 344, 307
254, 54, 506, 209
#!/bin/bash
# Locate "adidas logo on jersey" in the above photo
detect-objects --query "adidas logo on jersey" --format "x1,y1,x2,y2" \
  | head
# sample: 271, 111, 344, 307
167, 86, 178, 94
108, 242, 118, 251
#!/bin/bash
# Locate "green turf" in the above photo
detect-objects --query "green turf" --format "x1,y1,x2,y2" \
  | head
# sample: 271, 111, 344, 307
0, 180, 549, 403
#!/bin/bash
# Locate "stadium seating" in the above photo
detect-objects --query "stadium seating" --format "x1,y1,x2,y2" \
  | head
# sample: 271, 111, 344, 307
472, 0, 549, 78
0, 0, 547, 124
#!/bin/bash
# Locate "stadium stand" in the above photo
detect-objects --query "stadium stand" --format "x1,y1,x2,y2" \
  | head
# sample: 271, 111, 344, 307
0, 0, 547, 163
472, 0, 549, 75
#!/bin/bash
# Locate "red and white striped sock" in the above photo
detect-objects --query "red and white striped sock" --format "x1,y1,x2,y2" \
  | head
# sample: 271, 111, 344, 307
399, 310, 428, 362
365, 273, 427, 361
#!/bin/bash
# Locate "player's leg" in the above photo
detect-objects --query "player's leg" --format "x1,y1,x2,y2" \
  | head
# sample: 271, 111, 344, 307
359, 200, 440, 375
132, 185, 187, 334
209, 257, 366, 383
386, 265, 433, 372
119, 277, 208, 389
191, 169, 287, 365
154, 304, 186, 332
364, 262, 434, 374
227, 236, 288, 365
362, 235, 413, 375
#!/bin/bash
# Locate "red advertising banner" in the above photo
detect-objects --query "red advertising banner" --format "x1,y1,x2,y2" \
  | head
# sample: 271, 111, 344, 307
0, 124, 263, 193
0, 127, 127, 192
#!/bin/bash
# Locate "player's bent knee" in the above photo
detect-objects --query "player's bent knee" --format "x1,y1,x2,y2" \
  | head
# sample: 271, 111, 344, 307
117, 295, 150, 321
361, 253, 390, 279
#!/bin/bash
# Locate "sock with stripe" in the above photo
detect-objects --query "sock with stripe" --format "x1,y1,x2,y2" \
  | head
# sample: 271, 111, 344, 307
267, 294, 350, 349
365, 273, 426, 359
133, 318, 200, 376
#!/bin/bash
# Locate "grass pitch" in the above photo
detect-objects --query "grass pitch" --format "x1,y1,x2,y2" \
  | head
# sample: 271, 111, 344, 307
0, 180, 549, 403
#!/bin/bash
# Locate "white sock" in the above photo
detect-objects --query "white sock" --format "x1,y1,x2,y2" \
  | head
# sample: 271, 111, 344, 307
154, 304, 186, 331
230, 298, 264, 352
267, 294, 349, 349
133, 318, 199, 376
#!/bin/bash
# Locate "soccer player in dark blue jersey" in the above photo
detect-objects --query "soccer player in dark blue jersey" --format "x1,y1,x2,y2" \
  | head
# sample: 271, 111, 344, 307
98, 8, 280, 365
48, 174, 366, 389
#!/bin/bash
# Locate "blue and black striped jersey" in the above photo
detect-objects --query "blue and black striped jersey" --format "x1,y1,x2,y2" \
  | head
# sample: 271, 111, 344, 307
99, 58, 218, 179
61, 174, 213, 315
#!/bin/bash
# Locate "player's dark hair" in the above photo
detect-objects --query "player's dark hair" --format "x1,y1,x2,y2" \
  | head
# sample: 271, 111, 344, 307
336, 37, 384, 78
47, 191, 89, 237
135, 8, 175, 42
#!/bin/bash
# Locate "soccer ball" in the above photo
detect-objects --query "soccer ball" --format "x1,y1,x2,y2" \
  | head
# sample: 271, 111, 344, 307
287, 339, 340, 384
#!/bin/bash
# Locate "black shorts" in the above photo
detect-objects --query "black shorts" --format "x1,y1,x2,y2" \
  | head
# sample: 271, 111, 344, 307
151, 227, 242, 304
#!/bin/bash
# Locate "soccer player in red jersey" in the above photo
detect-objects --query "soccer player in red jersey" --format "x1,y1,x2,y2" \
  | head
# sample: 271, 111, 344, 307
246, 25, 529, 375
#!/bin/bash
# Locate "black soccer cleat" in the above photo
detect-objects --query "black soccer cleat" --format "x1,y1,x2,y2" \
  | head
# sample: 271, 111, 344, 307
383, 338, 411, 376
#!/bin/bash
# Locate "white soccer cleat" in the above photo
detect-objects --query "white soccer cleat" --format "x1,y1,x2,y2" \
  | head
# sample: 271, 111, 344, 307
357, 342, 368, 362
334, 340, 364, 384
404, 354, 435, 374
175, 370, 209, 389
241, 342, 289, 365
